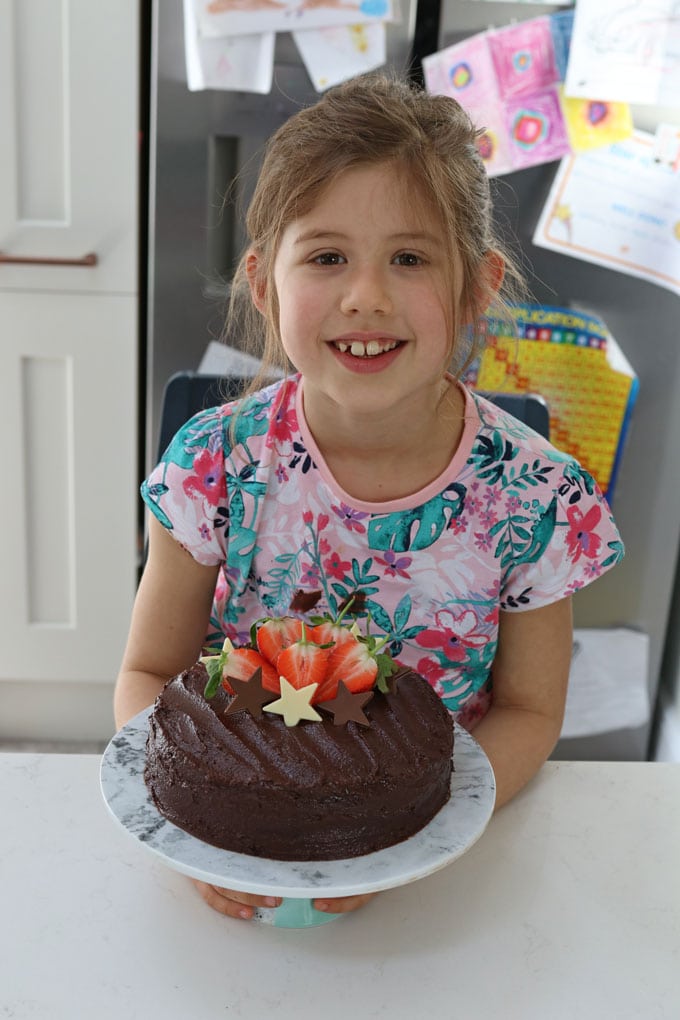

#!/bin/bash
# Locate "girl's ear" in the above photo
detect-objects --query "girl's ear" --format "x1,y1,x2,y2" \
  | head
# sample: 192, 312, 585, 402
482, 250, 505, 300
246, 251, 267, 314
461, 250, 506, 325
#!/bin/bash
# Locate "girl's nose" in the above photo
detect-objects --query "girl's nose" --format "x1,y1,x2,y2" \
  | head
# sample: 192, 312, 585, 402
339, 266, 393, 316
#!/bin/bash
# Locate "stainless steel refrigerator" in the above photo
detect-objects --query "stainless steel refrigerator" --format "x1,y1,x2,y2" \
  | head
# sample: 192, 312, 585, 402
144, 0, 680, 761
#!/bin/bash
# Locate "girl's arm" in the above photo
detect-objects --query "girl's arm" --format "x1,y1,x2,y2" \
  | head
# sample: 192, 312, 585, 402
115, 517, 287, 920
471, 596, 573, 810
113, 515, 220, 729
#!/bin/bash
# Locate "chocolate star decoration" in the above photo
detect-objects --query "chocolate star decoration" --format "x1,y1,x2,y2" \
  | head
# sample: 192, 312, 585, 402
224, 668, 277, 719
318, 681, 374, 728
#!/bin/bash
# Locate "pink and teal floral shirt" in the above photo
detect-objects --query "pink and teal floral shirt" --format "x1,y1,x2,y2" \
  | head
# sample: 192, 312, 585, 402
142, 375, 623, 730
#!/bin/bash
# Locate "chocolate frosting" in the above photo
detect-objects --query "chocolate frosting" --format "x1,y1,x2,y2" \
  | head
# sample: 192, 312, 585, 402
145, 664, 454, 861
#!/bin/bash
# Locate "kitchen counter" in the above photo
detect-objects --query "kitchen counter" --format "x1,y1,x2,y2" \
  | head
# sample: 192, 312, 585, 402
2, 754, 678, 1019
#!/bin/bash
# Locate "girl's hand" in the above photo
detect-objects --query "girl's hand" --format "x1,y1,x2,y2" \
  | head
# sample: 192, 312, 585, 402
313, 893, 377, 914
191, 879, 282, 919
192, 879, 377, 918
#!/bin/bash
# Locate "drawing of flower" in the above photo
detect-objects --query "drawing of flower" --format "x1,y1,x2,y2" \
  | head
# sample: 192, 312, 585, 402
479, 508, 498, 528
182, 449, 226, 506
565, 503, 602, 562
299, 562, 321, 587
267, 398, 298, 448
324, 550, 351, 580
447, 516, 468, 536
474, 531, 493, 553
415, 608, 487, 663
375, 550, 412, 578
331, 502, 369, 533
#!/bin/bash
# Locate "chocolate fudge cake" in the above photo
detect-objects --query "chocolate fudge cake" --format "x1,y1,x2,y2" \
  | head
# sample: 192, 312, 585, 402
144, 616, 454, 861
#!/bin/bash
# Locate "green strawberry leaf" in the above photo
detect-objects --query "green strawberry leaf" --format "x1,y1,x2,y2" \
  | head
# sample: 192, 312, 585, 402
202, 656, 224, 699
375, 653, 399, 694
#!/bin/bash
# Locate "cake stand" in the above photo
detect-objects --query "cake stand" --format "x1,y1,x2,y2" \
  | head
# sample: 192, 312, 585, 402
100, 708, 496, 928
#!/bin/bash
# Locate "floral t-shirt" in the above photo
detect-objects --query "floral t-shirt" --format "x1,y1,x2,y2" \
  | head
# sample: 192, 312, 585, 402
142, 375, 623, 729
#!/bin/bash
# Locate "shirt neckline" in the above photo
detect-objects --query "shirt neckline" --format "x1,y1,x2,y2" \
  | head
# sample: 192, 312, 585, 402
295, 375, 480, 513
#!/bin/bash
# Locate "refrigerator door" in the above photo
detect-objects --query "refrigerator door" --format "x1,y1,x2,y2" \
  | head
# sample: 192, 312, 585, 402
436, 2, 680, 760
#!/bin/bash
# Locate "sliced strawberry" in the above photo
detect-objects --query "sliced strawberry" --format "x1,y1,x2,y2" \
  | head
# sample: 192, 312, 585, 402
313, 633, 378, 702
276, 623, 332, 691
221, 646, 279, 695
311, 621, 355, 699
255, 616, 303, 668
311, 620, 355, 649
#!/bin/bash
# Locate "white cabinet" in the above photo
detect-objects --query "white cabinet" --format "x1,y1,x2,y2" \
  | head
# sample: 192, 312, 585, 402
0, 0, 138, 293
0, 1, 139, 715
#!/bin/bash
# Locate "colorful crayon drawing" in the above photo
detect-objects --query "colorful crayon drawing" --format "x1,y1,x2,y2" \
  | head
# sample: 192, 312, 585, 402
423, 12, 634, 177
561, 90, 633, 153
506, 87, 570, 168
488, 18, 558, 97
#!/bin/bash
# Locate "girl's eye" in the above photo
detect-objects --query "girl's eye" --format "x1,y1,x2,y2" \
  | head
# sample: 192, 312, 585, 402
312, 252, 346, 266
393, 252, 424, 267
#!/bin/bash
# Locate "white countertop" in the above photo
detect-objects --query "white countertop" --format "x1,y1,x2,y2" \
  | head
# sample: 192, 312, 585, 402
2, 754, 678, 1019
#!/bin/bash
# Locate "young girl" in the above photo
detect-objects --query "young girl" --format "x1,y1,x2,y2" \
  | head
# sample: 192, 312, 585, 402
115, 73, 623, 920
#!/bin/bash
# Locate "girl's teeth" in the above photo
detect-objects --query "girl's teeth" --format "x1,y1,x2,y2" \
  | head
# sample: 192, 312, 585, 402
336, 340, 398, 357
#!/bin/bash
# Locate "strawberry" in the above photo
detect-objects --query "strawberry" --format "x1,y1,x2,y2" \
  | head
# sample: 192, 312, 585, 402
311, 597, 361, 661
313, 631, 378, 702
254, 616, 303, 668
221, 646, 279, 695
276, 623, 332, 691
201, 638, 278, 698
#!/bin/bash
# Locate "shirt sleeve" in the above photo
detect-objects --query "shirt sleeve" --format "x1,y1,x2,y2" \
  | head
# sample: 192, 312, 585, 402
499, 462, 624, 611
141, 406, 229, 567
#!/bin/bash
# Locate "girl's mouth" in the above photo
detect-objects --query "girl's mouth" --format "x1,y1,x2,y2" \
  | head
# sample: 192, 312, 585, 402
331, 339, 401, 358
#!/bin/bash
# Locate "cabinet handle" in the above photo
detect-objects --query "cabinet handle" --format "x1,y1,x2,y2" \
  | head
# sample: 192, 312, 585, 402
0, 251, 98, 267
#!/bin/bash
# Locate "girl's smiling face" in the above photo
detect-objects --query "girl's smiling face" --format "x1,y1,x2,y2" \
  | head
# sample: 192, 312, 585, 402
252, 162, 462, 431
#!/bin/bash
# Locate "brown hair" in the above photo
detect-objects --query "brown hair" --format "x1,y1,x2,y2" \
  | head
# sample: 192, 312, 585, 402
226, 72, 524, 390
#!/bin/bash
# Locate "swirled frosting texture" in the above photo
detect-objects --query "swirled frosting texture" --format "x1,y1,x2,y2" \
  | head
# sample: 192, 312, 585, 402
144, 664, 454, 861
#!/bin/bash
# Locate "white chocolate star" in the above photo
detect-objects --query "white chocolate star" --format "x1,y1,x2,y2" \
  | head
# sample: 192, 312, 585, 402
263, 677, 322, 727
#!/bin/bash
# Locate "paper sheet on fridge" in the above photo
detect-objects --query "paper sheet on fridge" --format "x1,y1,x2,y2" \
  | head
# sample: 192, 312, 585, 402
423, 12, 632, 178
192, 0, 395, 39
183, 0, 274, 92
293, 22, 386, 92
561, 629, 650, 738
533, 131, 680, 297
564, 0, 680, 105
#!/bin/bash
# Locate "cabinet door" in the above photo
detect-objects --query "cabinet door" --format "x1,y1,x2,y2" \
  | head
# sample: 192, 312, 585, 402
0, 0, 139, 686
0, 0, 138, 294
0, 291, 137, 682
